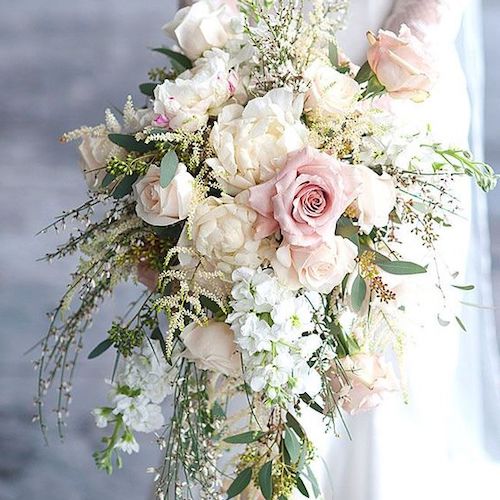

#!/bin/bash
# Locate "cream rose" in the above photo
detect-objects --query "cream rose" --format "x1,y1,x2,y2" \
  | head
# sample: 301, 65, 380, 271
304, 61, 360, 118
367, 25, 436, 102
133, 163, 194, 226
153, 48, 237, 132
207, 88, 308, 195
272, 237, 358, 293
190, 195, 262, 276
181, 321, 241, 376
354, 165, 396, 232
328, 353, 399, 415
163, 0, 239, 61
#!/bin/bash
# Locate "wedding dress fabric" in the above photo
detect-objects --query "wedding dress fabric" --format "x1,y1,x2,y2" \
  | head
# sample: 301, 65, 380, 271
298, 1, 500, 499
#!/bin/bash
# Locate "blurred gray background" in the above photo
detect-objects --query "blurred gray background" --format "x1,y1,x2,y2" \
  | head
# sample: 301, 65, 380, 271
0, 1, 498, 499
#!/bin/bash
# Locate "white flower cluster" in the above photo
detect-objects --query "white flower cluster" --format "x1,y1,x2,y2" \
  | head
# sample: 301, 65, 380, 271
227, 268, 324, 406
92, 341, 176, 454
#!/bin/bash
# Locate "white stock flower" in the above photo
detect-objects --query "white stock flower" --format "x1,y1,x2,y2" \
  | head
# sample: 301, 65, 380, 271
207, 88, 308, 194
163, 0, 240, 61
115, 432, 140, 455
91, 408, 111, 429
113, 395, 165, 434
271, 296, 315, 338
153, 48, 238, 132
133, 163, 194, 227
304, 61, 360, 118
190, 195, 262, 276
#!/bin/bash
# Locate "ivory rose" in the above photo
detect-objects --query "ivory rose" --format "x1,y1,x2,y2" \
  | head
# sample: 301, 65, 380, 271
354, 165, 396, 232
133, 163, 194, 226
191, 195, 262, 276
304, 61, 360, 118
367, 25, 436, 102
163, 0, 239, 61
207, 88, 308, 195
247, 147, 360, 247
272, 237, 358, 293
181, 321, 241, 376
153, 48, 238, 132
328, 353, 399, 415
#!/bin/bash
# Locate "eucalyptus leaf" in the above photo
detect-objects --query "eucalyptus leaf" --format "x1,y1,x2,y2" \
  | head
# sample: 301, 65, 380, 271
139, 82, 157, 97
377, 259, 427, 275
152, 47, 192, 71
224, 431, 265, 444
455, 316, 467, 332
227, 468, 252, 498
112, 174, 139, 199
88, 338, 113, 359
328, 41, 339, 67
296, 476, 310, 497
258, 461, 273, 500
452, 284, 475, 291
336, 216, 358, 238
351, 275, 367, 312
108, 133, 155, 153
284, 428, 301, 464
150, 327, 167, 357
160, 150, 179, 188
286, 412, 305, 439
101, 172, 116, 188
305, 466, 321, 498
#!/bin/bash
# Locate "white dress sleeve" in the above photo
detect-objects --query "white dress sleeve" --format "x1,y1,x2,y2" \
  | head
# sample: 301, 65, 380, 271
385, 0, 471, 44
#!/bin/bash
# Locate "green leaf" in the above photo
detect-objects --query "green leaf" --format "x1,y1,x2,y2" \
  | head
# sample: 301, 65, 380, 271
455, 316, 467, 332
300, 394, 324, 413
101, 172, 116, 188
160, 150, 179, 188
336, 217, 358, 238
355, 61, 373, 84
139, 82, 157, 97
351, 275, 367, 312
150, 327, 167, 356
296, 476, 310, 497
227, 468, 253, 498
108, 133, 156, 154
286, 412, 305, 439
376, 259, 427, 275
212, 401, 226, 419
258, 461, 273, 500
88, 338, 113, 359
452, 284, 475, 291
224, 431, 265, 444
305, 466, 321, 498
329, 41, 339, 67
284, 428, 301, 464
152, 47, 193, 71
112, 174, 139, 199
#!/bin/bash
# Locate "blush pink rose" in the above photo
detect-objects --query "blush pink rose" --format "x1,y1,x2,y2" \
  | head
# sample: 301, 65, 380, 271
247, 147, 359, 247
328, 353, 399, 415
367, 24, 436, 102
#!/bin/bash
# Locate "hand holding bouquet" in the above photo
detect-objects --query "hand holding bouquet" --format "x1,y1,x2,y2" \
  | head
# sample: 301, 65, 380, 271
36, 1, 497, 498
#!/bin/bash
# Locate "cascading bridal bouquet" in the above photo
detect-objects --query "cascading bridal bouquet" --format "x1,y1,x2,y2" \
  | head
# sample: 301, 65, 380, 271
35, 0, 497, 498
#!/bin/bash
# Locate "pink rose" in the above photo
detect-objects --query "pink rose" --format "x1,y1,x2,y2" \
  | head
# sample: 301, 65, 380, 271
247, 147, 359, 247
328, 353, 399, 415
272, 237, 358, 293
367, 25, 436, 102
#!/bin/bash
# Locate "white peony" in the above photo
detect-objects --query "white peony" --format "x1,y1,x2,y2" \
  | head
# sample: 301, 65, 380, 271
181, 320, 241, 376
304, 61, 360, 118
272, 237, 358, 293
207, 88, 309, 194
133, 163, 194, 227
190, 195, 262, 276
163, 0, 240, 61
354, 165, 396, 232
153, 48, 237, 132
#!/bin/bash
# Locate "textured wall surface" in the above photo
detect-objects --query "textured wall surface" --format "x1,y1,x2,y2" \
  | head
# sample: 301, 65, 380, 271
0, 1, 498, 499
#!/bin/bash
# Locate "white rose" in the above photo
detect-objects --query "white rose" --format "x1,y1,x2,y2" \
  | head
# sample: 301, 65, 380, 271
354, 165, 396, 232
133, 163, 194, 226
78, 133, 122, 191
272, 236, 358, 293
304, 61, 360, 118
153, 48, 237, 132
181, 321, 241, 376
207, 88, 308, 194
163, 0, 239, 61
191, 195, 262, 276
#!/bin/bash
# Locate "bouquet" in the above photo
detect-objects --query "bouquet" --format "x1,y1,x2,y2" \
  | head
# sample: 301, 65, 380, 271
36, 1, 497, 498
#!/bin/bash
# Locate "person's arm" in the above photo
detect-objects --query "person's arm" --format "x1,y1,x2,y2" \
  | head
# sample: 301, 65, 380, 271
385, 0, 470, 43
